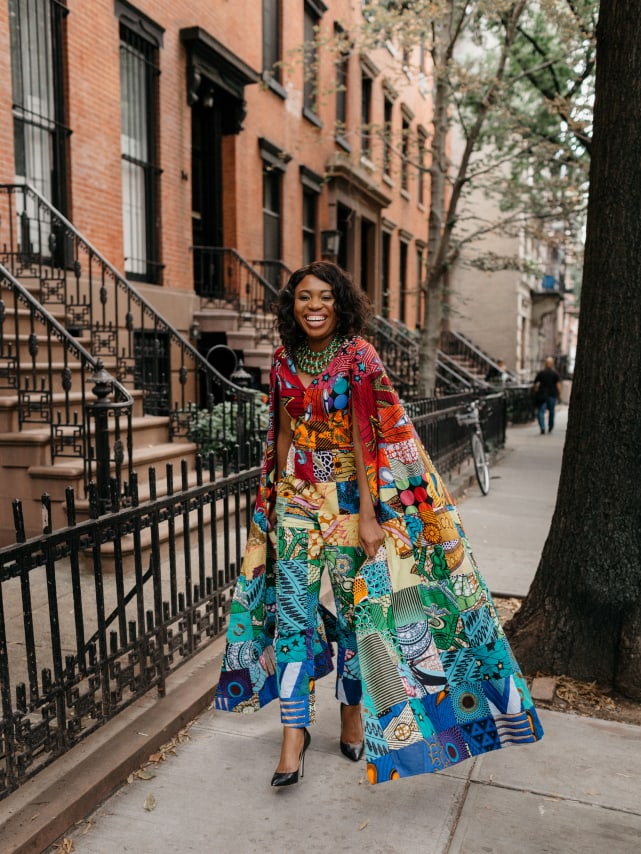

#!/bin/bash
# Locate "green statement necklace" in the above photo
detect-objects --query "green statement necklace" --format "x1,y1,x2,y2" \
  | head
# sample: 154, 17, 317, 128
295, 336, 342, 375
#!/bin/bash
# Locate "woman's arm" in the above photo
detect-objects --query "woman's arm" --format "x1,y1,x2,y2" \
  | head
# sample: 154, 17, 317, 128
352, 416, 385, 558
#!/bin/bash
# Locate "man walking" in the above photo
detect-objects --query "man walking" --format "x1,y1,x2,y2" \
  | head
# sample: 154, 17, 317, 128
532, 356, 562, 434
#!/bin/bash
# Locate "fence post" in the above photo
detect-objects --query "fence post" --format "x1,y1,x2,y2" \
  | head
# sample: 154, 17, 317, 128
87, 360, 116, 514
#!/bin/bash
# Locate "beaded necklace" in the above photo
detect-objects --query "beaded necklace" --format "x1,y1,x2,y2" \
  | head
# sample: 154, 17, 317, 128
294, 336, 342, 375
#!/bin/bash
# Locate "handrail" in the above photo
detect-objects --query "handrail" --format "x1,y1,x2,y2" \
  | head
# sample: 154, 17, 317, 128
367, 314, 419, 398
193, 245, 280, 313
0, 184, 255, 404
251, 258, 292, 291
0, 261, 134, 497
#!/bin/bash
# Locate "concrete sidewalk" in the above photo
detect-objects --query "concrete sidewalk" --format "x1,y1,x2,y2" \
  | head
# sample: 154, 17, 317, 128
6, 407, 641, 853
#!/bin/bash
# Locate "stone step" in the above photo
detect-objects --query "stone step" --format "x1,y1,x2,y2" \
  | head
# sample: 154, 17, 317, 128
0, 388, 145, 432
0, 435, 199, 543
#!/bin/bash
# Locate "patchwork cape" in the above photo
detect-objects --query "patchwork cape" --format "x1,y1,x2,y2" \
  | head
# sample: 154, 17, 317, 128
214, 337, 543, 783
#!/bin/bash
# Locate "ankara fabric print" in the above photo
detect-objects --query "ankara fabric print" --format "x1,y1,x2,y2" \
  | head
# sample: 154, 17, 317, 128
214, 337, 543, 783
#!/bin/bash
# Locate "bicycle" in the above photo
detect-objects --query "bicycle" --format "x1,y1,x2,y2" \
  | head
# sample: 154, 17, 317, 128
456, 399, 490, 495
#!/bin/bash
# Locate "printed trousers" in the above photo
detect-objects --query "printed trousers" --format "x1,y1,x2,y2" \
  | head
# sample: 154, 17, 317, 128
274, 475, 364, 727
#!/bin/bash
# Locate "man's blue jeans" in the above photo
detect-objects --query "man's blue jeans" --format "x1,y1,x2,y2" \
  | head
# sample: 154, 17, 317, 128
537, 396, 556, 433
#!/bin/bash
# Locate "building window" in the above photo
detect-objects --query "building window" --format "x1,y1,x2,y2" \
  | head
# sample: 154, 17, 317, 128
335, 27, 349, 144
119, 21, 162, 282
303, 1, 327, 121
302, 189, 317, 265
416, 245, 424, 329
263, 168, 281, 269
401, 113, 410, 193
9, 0, 70, 223
260, 138, 291, 282
417, 129, 426, 206
361, 72, 372, 159
300, 165, 322, 266
381, 231, 391, 319
399, 240, 408, 324
262, 0, 282, 86
383, 95, 393, 176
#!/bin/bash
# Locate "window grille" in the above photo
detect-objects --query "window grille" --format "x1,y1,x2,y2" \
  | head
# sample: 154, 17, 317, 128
361, 74, 372, 158
9, 0, 70, 253
263, 169, 281, 279
120, 24, 161, 283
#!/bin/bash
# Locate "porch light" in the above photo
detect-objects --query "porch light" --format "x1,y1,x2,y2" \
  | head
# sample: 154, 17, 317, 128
321, 229, 341, 261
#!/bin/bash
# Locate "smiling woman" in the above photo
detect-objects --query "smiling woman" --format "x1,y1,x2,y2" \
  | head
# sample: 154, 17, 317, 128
214, 261, 543, 788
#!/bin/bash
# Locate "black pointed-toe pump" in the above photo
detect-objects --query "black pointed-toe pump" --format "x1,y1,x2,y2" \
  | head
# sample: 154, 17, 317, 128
340, 702, 365, 762
271, 728, 311, 787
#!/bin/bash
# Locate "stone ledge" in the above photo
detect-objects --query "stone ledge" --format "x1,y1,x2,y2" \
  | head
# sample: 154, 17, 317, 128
0, 636, 226, 854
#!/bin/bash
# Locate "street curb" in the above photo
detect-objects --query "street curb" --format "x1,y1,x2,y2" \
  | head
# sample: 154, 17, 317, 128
0, 637, 226, 854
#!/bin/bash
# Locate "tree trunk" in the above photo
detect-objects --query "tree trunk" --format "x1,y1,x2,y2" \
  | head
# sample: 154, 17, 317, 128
419, 22, 450, 396
507, 0, 641, 699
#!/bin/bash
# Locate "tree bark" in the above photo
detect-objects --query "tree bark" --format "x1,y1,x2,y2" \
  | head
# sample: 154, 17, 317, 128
507, 0, 641, 699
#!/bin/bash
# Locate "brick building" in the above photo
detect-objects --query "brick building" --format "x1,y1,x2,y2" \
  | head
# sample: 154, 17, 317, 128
0, 0, 433, 538
0, 0, 432, 377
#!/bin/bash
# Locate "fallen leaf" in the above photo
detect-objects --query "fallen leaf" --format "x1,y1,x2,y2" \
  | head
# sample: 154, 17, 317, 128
134, 768, 156, 781
359, 820, 369, 830
144, 793, 157, 811
53, 840, 74, 853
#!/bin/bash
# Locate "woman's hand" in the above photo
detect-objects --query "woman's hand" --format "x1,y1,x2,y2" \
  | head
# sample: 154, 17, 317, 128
358, 515, 385, 559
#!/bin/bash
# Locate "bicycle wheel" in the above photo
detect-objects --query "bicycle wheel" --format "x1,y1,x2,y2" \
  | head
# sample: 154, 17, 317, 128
471, 432, 490, 495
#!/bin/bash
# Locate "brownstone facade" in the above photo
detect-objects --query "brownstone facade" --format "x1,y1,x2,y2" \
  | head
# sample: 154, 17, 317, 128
0, 0, 435, 539
0, 0, 432, 348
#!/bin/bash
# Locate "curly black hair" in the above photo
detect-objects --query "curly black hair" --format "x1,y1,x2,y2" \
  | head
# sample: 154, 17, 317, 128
276, 261, 372, 350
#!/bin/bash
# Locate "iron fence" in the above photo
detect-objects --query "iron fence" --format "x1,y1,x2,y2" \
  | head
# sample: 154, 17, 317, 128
0, 392, 507, 800
0, 262, 134, 506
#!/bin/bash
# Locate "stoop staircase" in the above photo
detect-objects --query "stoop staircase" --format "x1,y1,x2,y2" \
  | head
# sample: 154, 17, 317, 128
0, 184, 262, 545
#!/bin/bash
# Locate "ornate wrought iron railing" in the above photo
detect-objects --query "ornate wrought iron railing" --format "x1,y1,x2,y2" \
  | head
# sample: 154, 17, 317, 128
0, 184, 262, 462
0, 454, 259, 801
0, 261, 134, 504
193, 246, 280, 317
251, 258, 292, 291
193, 246, 281, 348
367, 315, 419, 398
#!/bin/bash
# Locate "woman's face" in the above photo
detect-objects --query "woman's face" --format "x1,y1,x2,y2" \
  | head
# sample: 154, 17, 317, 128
293, 274, 338, 349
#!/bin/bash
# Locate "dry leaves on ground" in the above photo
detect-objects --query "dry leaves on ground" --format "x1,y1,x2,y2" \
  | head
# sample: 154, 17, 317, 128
494, 597, 641, 727
127, 723, 194, 785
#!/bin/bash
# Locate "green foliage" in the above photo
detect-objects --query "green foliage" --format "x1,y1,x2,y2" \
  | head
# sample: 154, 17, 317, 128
186, 395, 270, 457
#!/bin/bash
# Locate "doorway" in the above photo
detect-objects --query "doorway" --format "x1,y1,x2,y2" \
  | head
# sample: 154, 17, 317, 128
192, 96, 224, 295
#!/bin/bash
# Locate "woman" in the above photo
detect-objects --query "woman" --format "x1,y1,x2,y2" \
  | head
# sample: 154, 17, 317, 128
215, 261, 543, 787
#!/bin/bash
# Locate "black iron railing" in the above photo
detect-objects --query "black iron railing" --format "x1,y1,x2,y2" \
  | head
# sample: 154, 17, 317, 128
440, 330, 511, 388
407, 390, 506, 474
251, 258, 292, 291
0, 454, 259, 800
367, 315, 419, 398
193, 246, 280, 319
0, 184, 261, 460
0, 262, 134, 504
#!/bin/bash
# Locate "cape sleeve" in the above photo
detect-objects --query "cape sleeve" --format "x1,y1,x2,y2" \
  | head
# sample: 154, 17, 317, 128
349, 338, 413, 511
251, 346, 284, 533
